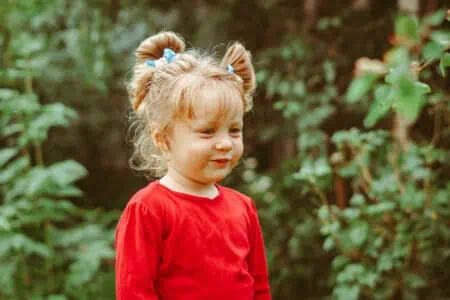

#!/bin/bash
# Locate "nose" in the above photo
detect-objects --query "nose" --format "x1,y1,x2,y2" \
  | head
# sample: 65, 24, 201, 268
215, 135, 232, 151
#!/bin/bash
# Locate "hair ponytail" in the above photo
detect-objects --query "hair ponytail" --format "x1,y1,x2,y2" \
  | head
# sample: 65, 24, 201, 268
220, 42, 256, 105
135, 31, 185, 63
129, 31, 186, 111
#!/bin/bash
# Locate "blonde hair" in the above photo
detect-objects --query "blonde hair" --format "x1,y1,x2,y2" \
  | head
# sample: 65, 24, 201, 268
127, 31, 256, 177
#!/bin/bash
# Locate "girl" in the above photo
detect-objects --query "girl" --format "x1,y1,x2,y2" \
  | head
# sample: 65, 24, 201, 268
115, 31, 271, 300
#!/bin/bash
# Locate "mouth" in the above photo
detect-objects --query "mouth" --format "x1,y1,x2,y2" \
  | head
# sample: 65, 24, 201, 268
212, 158, 231, 166
212, 158, 231, 163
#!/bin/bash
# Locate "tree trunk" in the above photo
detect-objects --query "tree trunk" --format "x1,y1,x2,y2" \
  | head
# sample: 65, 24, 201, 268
398, 0, 419, 13
303, 0, 317, 29
353, 0, 370, 10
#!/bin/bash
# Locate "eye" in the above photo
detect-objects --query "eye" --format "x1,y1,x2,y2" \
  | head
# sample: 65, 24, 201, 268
230, 127, 242, 134
200, 128, 215, 135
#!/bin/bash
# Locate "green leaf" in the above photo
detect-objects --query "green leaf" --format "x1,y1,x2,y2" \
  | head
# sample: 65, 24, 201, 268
384, 47, 410, 66
1, 123, 24, 138
47, 295, 67, 300
0, 232, 52, 257
4, 93, 40, 115
332, 255, 350, 270
318, 206, 330, 220
395, 15, 419, 42
439, 53, 450, 77
348, 221, 369, 247
346, 74, 377, 103
0, 216, 11, 230
320, 222, 340, 235
404, 273, 427, 289
323, 236, 334, 251
430, 30, 450, 46
366, 202, 396, 216
0, 148, 19, 168
314, 157, 331, 177
323, 60, 336, 83
27, 103, 78, 143
48, 160, 88, 186
360, 272, 378, 288
334, 285, 360, 300
0, 157, 29, 184
66, 241, 115, 288
341, 208, 361, 221
277, 80, 291, 96
423, 9, 446, 26
0, 89, 18, 101
281, 46, 293, 60
336, 264, 366, 283
255, 69, 269, 83
0, 260, 18, 296
422, 41, 445, 61
364, 84, 392, 128
377, 252, 394, 272
350, 194, 366, 206
292, 81, 306, 97
394, 78, 429, 122
25, 167, 51, 196
317, 18, 330, 31
44, 185, 84, 198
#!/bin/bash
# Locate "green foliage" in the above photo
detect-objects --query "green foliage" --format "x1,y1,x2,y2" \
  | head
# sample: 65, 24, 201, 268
247, 7, 450, 300
0, 1, 119, 296
3, 1, 450, 299
0, 85, 118, 299
319, 12, 450, 300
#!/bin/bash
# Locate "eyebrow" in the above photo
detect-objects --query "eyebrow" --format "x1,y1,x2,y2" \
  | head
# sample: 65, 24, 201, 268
190, 120, 243, 128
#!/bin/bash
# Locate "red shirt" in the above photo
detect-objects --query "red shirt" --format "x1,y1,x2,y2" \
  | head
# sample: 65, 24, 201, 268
115, 181, 271, 300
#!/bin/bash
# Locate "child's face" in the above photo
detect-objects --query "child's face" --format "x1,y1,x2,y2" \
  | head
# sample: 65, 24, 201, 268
165, 89, 244, 187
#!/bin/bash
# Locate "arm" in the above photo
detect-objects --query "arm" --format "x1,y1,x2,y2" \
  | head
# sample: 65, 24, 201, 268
115, 200, 163, 300
248, 201, 272, 300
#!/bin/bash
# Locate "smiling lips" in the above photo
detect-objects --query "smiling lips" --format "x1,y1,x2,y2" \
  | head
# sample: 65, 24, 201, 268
212, 158, 231, 166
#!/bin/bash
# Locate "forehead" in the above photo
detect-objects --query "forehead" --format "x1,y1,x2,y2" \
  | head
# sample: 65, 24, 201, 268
182, 81, 244, 123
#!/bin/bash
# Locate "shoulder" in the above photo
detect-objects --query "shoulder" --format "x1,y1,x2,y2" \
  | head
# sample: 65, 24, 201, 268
125, 181, 172, 218
218, 185, 257, 212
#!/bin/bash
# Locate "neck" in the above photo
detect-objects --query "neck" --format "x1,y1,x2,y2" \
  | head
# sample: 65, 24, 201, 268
160, 169, 218, 199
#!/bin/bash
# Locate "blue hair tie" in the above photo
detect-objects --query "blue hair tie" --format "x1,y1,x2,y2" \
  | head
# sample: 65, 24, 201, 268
145, 48, 177, 68
226, 64, 234, 73
145, 60, 156, 67
163, 48, 177, 63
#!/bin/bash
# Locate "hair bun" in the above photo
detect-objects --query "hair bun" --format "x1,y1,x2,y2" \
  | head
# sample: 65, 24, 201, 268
135, 31, 185, 63
220, 42, 256, 97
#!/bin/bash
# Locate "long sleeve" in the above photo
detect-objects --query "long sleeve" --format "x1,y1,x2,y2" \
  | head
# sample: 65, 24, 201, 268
115, 200, 163, 300
248, 201, 271, 300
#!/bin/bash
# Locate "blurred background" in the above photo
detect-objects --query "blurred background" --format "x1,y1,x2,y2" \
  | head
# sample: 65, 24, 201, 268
2, 0, 450, 299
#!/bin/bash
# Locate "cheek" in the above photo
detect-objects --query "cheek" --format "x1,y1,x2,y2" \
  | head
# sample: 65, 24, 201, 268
234, 139, 244, 158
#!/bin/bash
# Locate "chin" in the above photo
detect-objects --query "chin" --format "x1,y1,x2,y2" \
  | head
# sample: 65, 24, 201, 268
199, 170, 232, 184
201, 175, 227, 184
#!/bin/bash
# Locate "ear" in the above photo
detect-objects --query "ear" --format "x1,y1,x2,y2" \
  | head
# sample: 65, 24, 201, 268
151, 122, 169, 152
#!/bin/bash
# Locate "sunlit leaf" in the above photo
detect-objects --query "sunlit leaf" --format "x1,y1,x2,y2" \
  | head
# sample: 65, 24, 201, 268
395, 15, 419, 42
423, 9, 446, 26
394, 78, 429, 122
422, 41, 445, 61
430, 30, 450, 46
364, 84, 392, 127
0, 148, 19, 169
47, 160, 88, 186
348, 221, 369, 247
346, 74, 378, 103
0, 157, 29, 184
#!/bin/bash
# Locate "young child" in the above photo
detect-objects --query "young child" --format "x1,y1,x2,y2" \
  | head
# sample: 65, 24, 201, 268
115, 31, 271, 300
